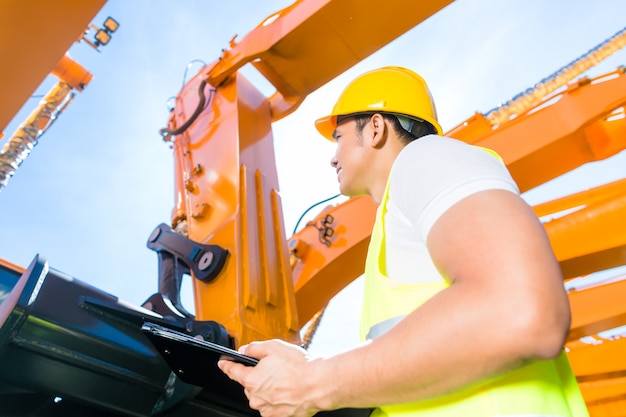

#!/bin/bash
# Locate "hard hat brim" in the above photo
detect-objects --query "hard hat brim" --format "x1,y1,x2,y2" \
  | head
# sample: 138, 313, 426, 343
314, 115, 337, 141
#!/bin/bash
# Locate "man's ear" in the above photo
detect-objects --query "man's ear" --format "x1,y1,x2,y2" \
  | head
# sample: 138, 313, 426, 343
369, 113, 387, 148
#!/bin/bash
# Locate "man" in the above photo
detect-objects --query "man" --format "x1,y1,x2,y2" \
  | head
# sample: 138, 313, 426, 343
219, 66, 588, 417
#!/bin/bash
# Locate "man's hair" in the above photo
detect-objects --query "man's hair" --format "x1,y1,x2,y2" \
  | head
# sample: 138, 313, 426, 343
353, 113, 436, 144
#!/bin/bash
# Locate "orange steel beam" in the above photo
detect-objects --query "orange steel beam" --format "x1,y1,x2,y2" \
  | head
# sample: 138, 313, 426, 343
450, 69, 626, 193
578, 375, 626, 403
545, 192, 626, 279
558, 273, 626, 417
168, 69, 300, 346
579, 376, 626, 417
289, 196, 376, 325
567, 277, 626, 341
566, 338, 626, 416
533, 178, 626, 219
52, 54, 94, 91
0, 0, 106, 132
0, 257, 25, 275
539, 179, 626, 279
567, 337, 626, 383
207, 0, 453, 121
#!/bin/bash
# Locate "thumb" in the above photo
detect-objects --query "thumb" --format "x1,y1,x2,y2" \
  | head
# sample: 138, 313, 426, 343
218, 357, 249, 384
240, 341, 274, 359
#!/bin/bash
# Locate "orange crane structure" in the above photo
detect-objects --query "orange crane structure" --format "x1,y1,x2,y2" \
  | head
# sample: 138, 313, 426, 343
1, 1, 626, 416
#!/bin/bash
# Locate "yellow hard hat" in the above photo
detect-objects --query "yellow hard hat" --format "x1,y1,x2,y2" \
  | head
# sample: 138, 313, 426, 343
315, 66, 442, 140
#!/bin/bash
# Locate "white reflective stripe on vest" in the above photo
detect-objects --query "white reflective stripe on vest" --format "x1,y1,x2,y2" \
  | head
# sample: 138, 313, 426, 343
365, 315, 406, 340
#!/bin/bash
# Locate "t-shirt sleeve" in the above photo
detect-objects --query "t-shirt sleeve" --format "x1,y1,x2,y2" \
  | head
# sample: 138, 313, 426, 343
389, 136, 520, 241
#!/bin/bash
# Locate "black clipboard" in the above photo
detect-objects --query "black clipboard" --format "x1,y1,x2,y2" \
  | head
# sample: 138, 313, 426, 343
142, 322, 373, 417
141, 321, 257, 396
142, 322, 258, 366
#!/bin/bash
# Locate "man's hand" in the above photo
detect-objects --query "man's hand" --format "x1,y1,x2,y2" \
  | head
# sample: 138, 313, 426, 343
218, 339, 322, 417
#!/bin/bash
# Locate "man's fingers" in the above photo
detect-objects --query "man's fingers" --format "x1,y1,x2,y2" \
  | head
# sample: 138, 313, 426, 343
243, 339, 301, 359
218, 359, 248, 384
240, 341, 271, 358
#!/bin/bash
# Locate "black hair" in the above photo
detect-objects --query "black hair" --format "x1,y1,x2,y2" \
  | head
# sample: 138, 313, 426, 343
352, 113, 436, 144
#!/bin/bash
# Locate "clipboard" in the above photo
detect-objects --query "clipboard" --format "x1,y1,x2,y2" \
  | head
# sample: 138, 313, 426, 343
142, 322, 258, 366
141, 321, 257, 395
142, 322, 373, 417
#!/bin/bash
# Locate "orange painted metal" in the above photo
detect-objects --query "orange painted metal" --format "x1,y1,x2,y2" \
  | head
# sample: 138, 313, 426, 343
2, 0, 626, 415
450, 69, 626, 193
176, 0, 454, 346
52, 54, 94, 91
290, 196, 376, 324
0, 257, 25, 275
567, 277, 626, 342
543, 181, 626, 279
207, 0, 454, 121
0, 0, 105, 133
167, 69, 300, 346
533, 178, 626, 219
568, 337, 626, 388
578, 374, 626, 417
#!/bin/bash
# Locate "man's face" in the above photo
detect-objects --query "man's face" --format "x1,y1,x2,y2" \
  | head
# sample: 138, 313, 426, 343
330, 117, 371, 197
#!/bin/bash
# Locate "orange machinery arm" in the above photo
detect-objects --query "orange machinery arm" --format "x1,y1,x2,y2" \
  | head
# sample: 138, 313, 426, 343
0, 0, 105, 134
164, 0, 453, 346
204, 0, 454, 122
0, 1, 107, 191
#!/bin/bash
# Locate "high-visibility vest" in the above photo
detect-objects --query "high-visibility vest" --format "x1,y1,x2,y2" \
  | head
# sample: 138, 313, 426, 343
360, 175, 589, 417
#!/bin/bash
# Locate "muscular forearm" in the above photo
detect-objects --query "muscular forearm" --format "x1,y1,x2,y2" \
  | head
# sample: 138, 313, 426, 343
310, 280, 569, 411
219, 264, 569, 417
219, 191, 571, 417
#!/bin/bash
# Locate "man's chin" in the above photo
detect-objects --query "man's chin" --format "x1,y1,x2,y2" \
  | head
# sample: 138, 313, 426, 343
339, 186, 365, 198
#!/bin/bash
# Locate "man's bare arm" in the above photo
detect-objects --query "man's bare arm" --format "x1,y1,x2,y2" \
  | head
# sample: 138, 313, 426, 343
220, 189, 571, 416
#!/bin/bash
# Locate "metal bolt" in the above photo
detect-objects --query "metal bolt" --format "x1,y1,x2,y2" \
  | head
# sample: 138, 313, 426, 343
198, 252, 214, 271
148, 228, 161, 242
192, 164, 203, 176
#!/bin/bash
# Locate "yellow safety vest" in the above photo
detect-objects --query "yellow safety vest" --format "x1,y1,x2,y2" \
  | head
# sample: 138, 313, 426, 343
360, 172, 589, 417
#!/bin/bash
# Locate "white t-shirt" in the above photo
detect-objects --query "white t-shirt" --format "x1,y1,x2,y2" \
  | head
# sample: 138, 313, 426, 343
384, 135, 519, 285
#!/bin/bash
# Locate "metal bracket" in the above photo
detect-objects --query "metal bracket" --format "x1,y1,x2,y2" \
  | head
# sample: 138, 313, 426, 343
147, 223, 228, 283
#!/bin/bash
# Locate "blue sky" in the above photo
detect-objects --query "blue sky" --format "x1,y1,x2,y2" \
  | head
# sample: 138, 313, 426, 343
2, 0, 626, 356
